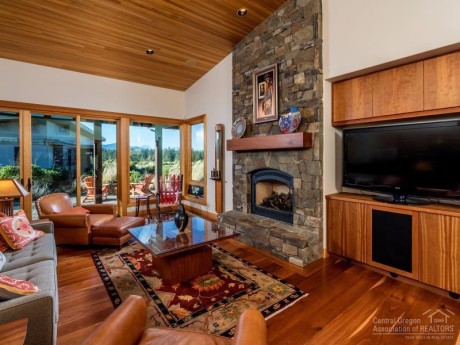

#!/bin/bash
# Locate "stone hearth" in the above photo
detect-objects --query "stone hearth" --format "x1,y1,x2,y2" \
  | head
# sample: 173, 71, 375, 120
220, 0, 323, 267
219, 211, 321, 267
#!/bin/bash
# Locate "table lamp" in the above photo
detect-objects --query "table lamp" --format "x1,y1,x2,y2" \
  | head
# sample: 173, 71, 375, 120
0, 179, 30, 216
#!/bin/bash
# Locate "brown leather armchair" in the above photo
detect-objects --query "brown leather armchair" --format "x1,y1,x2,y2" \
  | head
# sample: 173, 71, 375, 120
36, 193, 116, 245
83, 295, 267, 345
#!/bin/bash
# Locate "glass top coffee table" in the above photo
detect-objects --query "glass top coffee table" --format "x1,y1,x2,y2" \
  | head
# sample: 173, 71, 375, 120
129, 216, 238, 284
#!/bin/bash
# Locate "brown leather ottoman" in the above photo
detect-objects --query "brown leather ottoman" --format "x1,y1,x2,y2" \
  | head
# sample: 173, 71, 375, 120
91, 216, 145, 247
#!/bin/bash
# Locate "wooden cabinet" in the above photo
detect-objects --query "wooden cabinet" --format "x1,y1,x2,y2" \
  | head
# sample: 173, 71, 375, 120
419, 213, 460, 293
332, 50, 460, 126
424, 51, 460, 110
326, 193, 460, 294
332, 76, 373, 122
327, 199, 366, 261
372, 62, 424, 117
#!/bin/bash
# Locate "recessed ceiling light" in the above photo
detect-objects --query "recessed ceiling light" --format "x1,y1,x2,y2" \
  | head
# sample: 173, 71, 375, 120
237, 8, 248, 16
145, 48, 155, 55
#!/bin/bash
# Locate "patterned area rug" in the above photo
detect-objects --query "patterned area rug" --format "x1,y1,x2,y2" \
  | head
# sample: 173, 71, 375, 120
92, 241, 307, 337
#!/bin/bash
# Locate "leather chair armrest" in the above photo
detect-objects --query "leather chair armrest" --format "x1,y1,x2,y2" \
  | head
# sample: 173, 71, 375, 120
232, 309, 267, 345
83, 295, 147, 345
83, 204, 117, 216
42, 214, 90, 228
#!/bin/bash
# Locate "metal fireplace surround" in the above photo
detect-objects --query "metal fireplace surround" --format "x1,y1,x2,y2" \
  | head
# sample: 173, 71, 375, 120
250, 168, 294, 224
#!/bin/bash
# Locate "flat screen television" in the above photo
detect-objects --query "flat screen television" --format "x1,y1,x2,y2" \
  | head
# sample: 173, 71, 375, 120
343, 120, 460, 204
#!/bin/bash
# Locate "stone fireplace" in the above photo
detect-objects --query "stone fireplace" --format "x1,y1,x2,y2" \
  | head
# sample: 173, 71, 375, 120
251, 168, 293, 224
219, 0, 323, 267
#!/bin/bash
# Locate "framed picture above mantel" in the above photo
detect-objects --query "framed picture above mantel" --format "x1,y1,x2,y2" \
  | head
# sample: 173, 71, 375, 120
253, 63, 278, 124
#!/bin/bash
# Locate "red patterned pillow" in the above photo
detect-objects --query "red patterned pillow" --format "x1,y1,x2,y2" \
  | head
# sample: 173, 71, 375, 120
0, 214, 11, 252
0, 210, 44, 250
63, 206, 90, 214
0, 237, 9, 252
0, 274, 40, 300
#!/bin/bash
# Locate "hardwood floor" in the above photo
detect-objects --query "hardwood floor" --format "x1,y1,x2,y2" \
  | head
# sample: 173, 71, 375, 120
56, 240, 460, 344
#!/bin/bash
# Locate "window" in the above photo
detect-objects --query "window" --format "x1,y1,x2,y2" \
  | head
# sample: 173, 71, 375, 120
0, 100, 189, 218
31, 114, 77, 218
0, 111, 21, 214
183, 115, 206, 202
80, 119, 117, 205
129, 122, 181, 196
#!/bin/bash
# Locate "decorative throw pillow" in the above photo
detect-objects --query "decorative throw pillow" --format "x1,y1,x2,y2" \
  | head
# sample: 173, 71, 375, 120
0, 213, 11, 252
0, 274, 40, 300
0, 252, 5, 272
0, 210, 44, 250
0, 237, 9, 252
63, 206, 90, 214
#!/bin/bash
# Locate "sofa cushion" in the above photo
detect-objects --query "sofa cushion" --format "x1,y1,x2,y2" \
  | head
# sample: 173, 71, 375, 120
0, 210, 44, 250
2, 260, 58, 321
2, 234, 56, 272
0, 252, 5, 271
0, 273, 40, 300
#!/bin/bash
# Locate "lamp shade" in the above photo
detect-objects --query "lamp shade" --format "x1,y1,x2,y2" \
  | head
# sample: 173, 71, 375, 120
0, 179, 30, 198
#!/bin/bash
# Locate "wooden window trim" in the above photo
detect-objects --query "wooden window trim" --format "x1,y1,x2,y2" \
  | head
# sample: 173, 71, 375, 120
182, 114, 207, 205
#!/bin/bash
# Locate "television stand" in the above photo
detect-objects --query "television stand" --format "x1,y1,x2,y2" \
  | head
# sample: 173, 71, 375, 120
327, 192, 460, 297
373, 195, 431, 206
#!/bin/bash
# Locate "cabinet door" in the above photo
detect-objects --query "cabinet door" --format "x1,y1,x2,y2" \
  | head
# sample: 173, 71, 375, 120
327, 199, 366, 261
424, 51, 460, 110
366, 205, 419, 279
332, 76, 373, 123
419, 213, 460, 293
372, 62, 424, 117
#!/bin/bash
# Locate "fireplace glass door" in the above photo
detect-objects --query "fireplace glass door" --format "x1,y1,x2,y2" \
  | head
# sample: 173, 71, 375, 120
251, 169, 293, 224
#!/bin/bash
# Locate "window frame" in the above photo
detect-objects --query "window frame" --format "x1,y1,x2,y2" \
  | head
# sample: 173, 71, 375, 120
181, 114, 207, 205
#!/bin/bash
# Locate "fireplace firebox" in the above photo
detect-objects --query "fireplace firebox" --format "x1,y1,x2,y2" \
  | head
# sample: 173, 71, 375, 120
250, 169, 294, 224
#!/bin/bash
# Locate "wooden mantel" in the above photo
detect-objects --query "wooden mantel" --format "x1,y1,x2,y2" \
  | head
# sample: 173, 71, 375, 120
226, 132, 313, 152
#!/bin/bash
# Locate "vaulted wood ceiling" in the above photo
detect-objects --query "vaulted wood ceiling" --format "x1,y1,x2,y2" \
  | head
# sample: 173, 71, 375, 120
0, 0, 287, 91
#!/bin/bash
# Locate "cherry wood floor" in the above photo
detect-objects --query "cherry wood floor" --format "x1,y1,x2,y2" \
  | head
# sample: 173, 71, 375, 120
56, 240, 460, 345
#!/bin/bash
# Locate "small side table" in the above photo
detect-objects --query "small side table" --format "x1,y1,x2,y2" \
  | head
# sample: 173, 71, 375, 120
131, 194, 153, 218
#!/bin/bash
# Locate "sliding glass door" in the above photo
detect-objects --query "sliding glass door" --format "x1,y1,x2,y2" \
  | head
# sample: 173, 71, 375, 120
30, 114, 77, 218
80, 119, 118, 205
0, 105, 183, 220
0, 111, 22, 214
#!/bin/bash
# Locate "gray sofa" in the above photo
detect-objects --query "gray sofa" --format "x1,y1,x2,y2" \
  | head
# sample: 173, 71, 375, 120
0, 220, 58, 345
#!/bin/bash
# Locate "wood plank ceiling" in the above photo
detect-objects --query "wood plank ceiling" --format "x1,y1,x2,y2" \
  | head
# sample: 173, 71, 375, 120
0, 0, 287, 91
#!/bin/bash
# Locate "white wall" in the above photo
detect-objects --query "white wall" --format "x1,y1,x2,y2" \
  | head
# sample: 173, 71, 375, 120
325, 0, 460, 79
0, 58, 185, 118
185, 53, 233, 213
323, 0, 460, 246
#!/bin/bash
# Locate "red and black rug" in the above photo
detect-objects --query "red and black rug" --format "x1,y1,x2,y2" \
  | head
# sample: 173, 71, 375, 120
92, 241, 306, 337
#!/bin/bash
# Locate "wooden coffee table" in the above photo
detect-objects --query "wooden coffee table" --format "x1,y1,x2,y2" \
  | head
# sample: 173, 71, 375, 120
129, 216, 238, 284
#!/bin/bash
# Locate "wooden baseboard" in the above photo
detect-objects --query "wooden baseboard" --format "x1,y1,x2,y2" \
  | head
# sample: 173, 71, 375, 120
126, 204, 218, 222
126, 204, 177, 217
184, 204, 218, 221
328, 252, 456, 299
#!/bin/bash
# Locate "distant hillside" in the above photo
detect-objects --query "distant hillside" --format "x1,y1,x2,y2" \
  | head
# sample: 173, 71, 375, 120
102, 143, 117, 150
102, 144, 154, 151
